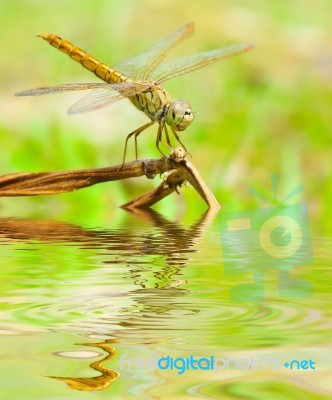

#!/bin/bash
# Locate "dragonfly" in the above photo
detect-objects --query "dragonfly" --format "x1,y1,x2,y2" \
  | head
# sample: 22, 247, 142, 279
15, 22, 254, 164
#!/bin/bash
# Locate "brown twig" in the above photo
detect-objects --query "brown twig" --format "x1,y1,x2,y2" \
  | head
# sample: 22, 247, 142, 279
121, 154, 220, 210
0, 149, 221, 210
0, 157, 173, 196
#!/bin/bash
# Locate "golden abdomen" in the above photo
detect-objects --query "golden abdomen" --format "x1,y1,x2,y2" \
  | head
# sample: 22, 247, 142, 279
38, 33, 128, 84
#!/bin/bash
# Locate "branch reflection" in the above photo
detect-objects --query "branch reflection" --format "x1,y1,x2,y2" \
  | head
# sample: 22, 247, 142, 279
0, 207, 219, 391
48, 341, 120, 391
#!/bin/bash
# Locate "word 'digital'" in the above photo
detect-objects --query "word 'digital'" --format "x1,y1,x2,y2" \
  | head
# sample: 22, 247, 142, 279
120, 354, 316, 375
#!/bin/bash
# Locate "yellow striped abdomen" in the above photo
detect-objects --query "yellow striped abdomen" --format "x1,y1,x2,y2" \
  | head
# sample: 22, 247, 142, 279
38, 33, 128, 84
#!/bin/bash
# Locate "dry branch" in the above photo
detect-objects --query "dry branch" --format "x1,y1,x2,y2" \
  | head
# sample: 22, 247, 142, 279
0, 149, 220, 210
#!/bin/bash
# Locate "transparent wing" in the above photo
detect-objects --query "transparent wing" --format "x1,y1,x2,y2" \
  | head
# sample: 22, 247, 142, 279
114, 22, 194, 80
151, 42, 255, 83
15, 81, 153, 114
67, 88, 125, 114
15, 83, 106, 96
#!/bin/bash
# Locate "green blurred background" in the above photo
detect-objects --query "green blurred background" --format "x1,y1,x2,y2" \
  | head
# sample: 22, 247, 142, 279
0, 0, 331, 223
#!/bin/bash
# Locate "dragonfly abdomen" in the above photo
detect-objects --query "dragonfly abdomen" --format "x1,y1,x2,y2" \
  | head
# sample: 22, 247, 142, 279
38, 33, 128, 84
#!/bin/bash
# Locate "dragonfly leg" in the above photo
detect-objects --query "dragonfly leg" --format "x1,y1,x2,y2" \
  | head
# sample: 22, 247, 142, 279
133, 121, 154, 160
171, 127, 191, 157
163, 125, 173, 149
156, 122, 166, 157
121, 121, 155, 167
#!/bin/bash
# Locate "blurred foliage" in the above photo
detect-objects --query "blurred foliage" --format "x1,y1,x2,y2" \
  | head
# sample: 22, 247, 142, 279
0, 0, 331, 223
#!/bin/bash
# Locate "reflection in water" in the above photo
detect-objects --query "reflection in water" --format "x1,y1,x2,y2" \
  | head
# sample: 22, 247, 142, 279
0, 209, 218, 393
49, 341, 120, 391
0, 208, 329, 398
0, 208, 216, 267
0, 209, 217, 336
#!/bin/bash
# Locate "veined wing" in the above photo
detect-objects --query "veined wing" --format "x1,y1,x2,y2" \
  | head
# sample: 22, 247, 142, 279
114, 22, 194, 80
67, 81, 152, 114
15, 83, 106, 96
15, 81, 153, 114
151, 42, 255, 83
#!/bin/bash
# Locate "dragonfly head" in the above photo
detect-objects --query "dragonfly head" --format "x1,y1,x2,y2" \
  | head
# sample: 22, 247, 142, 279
166, 101, 194, 131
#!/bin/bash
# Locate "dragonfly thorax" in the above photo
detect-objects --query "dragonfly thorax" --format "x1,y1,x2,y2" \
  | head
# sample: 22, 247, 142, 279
164, 100, 194, 131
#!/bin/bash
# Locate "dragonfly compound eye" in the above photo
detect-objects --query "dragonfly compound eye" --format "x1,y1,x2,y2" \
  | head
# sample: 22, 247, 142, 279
166, 101, 194, 131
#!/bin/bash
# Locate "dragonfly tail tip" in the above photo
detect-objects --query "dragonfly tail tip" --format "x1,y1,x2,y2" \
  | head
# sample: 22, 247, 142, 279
37, 33, 48, 40
185, 22, 195, 36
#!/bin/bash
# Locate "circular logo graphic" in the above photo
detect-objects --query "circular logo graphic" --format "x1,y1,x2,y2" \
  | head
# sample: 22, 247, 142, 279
259, 215, 302, 258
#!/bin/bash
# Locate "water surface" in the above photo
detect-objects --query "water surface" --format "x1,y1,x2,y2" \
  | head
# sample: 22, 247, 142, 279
0, 208, 331, 399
